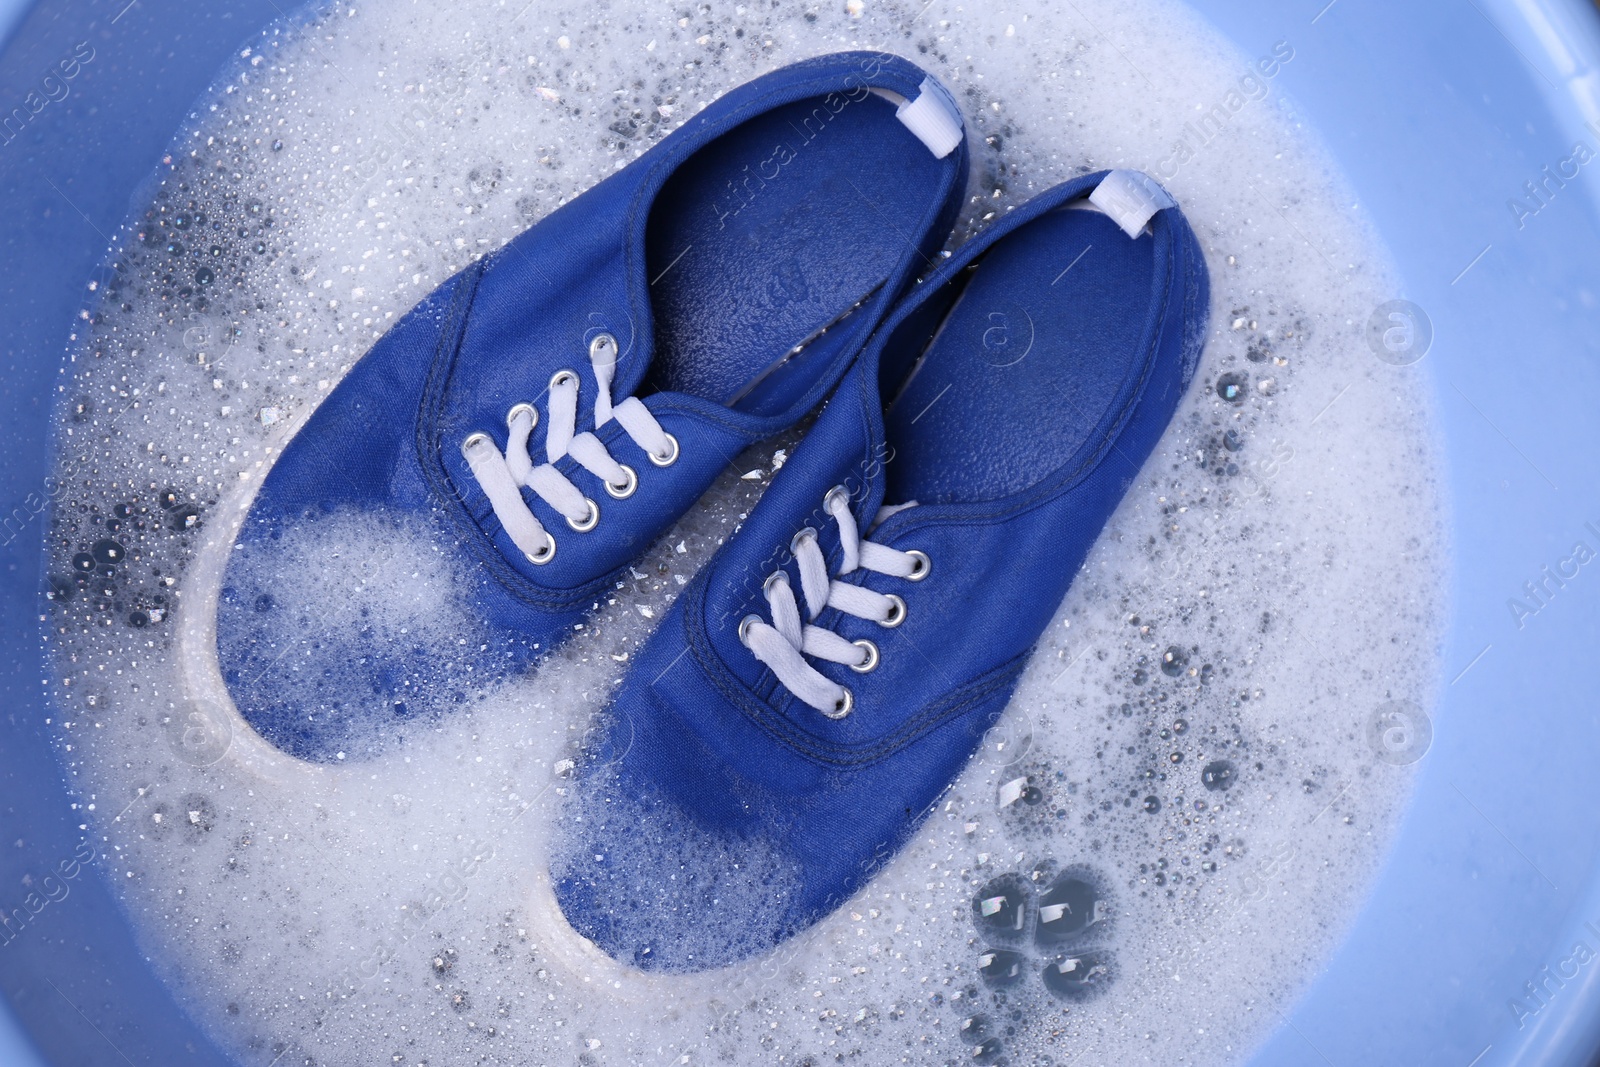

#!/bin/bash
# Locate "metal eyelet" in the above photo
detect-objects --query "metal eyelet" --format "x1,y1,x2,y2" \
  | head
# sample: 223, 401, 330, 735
904, 549, 931, 581
649, 432, 680, 467
879, 594, 907, 628
566, 498, 600, 532
823, 485, 851, 514
461, 432, 493, 457
589, 332, 618, 366
605, 464, 638, 500
790, 527, 818, 555
762, 571, 789, 597
823, 687, 853, 719
850, 639, 880, 674
506, 402, 538, 431
738, 614, 763, 646
527, 535, 556, 565
550, 368, 579, 391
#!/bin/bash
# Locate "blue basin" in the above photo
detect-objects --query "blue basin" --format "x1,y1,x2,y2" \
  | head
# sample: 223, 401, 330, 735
2, 0, 1598, 1063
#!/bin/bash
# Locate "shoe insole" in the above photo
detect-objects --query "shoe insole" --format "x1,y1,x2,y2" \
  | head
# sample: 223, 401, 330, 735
883, 207, 1158, 505
644, 91, 950, 418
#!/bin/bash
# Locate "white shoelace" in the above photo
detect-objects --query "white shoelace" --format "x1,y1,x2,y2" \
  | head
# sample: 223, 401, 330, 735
461, 334, 678, 564
740, 488, 928, 718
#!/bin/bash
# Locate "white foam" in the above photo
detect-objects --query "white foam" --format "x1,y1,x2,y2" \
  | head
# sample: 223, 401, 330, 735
43, 0, 1446, 1064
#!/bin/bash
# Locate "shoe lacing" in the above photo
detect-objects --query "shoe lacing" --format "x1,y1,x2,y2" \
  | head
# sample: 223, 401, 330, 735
739, 486, 929, 718
461, 333, 678, 564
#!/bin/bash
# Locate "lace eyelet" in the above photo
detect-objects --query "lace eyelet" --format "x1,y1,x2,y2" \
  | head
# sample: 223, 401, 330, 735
823, 485, 850, 514
461, 432, 494, 457
526, 534, 556, 565
549, 368, 579, 391
738, 614, 762, 646
790, 527, 817, 555
605, 464, 638, 500
649, 432, 680, 467
850, 639, 880, 673
506, 402, 538, 431
567, 498, 600, 532
762, 571, 789, 596
905, 549, 931, 581
823, 687, 853, 719
589, 332, 617, 366
879, 594, 907, 628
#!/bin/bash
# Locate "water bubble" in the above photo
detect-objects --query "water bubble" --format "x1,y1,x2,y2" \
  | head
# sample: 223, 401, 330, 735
167, 504, 201, 532
1041, 950, 1111, 1001
112, 502, 131, 519
178, 793, 216, 838
90, 538, 126, 567
971, 873, 1033, 943
971, 1038, 1006, 1065
71, 553, 96, 573
1173, 718, 1188, 734
959, 1013, 993, 1044
195, 266, 216, 287
173, 214, 191, 230
246, 199, 263, 216
129, 610, 150, 628
272, 139, 284, 151
1160, 645, 1188, 677
1201, 759, 1237, 791
1223, 428, 1243, 451
1142, 795, 1161, 813
1215, 371, 1248, 403
165, 240, 185, 257
1035, 876, 1103, 945
157, 487, 182, 510
977, 948, 1025, 989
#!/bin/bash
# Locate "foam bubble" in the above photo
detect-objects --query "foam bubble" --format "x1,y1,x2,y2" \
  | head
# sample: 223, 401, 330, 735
42, 0, 1446, 1063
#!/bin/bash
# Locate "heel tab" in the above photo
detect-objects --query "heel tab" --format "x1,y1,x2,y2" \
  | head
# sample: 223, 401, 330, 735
1087, 170, 1175, 238
894, 76, 964, 159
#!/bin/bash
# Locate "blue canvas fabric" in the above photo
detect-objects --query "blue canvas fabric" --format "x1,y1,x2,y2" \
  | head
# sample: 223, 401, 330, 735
214, 52, 969, 762
553, 170, 1212, 972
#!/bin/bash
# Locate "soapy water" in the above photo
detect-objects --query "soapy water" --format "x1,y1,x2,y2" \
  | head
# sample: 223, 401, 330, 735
39, 0, 1446, 1063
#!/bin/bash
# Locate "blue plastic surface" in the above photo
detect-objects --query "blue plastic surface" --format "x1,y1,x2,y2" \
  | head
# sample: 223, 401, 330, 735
3, 0, 1600, 1064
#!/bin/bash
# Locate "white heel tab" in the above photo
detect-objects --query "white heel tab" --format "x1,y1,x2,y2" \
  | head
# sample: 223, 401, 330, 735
1087, 170, 1175, 238
895, 76, 964, 159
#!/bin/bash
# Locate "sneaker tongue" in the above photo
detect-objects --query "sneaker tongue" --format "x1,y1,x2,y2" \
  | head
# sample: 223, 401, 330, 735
871, 500, 919, 528
604, 314, 654, 406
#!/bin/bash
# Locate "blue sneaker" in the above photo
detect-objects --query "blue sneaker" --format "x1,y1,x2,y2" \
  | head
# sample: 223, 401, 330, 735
550, 170, 1211, 972
210, 52, 969, 762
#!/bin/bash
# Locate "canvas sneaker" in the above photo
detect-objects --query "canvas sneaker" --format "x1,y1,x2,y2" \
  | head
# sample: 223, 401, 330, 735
550, 169, 1211, 972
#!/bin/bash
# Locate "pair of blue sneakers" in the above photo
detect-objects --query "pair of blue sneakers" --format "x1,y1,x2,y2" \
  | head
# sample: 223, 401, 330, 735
215, 52, 1210, 972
